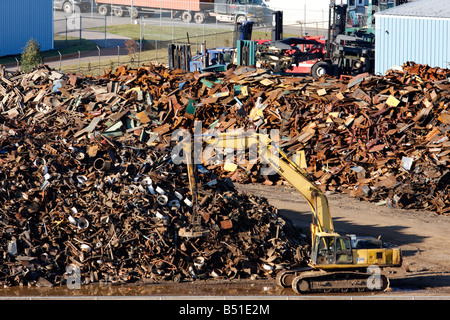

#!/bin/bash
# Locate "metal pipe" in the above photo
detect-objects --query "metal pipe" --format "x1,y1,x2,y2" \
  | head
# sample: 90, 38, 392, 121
97, 45, 101, 75
326, 0, 333, 59
79, 15, 82, 45
104, 15, 107, 48
131, 0, 134, 24
94, 158, 111, 172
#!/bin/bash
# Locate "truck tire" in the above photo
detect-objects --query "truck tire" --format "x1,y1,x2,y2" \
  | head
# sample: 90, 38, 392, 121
63, 1, 73, 14
181, 11, 193, 23
311, 61, 332, 78
113, 6, 125, 17
236, 15, 246, 24
194, 12, 205, 24
130, 7, 139, 19
98, 4, 110, 16
351, 59, 370, 75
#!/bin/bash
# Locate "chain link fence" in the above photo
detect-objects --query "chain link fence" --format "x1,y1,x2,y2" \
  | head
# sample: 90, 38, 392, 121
4, 3, 332, 75
50, 29, 240, 76
54, 14, 108, 48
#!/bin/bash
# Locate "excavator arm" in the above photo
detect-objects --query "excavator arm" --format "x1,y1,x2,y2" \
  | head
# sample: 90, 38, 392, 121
201, 132, 334, 243
201, 131, 402, 293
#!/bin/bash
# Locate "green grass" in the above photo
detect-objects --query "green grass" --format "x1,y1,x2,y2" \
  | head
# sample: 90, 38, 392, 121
18, 24, 300, 76
92, 23, 231, 41
52, 35, 98, 55
91, 23, 298, 43
59, 24, 301, 77
61, 49, 166, 77
0, 36, 98, 66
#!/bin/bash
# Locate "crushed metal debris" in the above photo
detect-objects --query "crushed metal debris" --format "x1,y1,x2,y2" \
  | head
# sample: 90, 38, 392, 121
0, 60, 449, 287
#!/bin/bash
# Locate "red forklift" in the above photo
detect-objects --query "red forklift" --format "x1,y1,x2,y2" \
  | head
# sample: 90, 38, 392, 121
247, 3, 375, 78
254, 36, 329, 77
246, 0, 407, 78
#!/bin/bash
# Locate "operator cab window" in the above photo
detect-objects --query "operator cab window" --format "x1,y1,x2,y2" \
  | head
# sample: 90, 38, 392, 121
315, 236, 352, 265
335, 237, 352, 264
316, 236, 335, 264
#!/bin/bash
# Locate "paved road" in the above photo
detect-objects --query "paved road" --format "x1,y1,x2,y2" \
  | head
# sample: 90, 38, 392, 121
54, 10, 237, 35
54, 10, 133, 48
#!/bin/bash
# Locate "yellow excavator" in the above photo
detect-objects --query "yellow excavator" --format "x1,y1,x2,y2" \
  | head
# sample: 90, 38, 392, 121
201, 132, 402, 293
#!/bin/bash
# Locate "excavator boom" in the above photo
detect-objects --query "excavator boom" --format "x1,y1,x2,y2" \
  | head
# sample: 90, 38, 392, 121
202, 131, 333, 244
201, 131, 402, 294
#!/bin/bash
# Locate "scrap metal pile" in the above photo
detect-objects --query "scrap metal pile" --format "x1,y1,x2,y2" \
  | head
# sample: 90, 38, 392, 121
0, 139, 305, 287
295, 62, 449, 213
0, 60, 449, 286
0, 65, 307, 287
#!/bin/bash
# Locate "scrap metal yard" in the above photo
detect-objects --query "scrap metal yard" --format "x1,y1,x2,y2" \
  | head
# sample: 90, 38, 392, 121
1, 60, 450, 297
0, 0, 450, 303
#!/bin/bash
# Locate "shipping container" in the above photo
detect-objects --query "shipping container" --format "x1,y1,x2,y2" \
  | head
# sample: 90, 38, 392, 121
374, 0, 450, 74
0, 0, 53, 57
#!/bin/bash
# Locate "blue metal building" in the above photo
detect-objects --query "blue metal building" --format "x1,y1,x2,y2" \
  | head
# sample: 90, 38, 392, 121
374, 0, 450, 74
0, 0, 53, 57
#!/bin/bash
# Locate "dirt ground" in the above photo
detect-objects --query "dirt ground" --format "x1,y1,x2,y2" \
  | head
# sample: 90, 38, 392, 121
235, 183, 450, 296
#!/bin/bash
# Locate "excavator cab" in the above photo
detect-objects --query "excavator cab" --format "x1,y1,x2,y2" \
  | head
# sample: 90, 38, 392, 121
311, 234, 353, 265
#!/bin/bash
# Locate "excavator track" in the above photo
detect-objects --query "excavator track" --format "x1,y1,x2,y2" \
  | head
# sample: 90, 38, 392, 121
277, 269, 390, 294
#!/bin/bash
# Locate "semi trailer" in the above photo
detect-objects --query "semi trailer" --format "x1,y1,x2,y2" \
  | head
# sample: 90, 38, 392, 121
95, 0, 264, 24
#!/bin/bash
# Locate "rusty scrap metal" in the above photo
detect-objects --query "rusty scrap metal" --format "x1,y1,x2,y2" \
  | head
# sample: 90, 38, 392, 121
0, 65, 308, 287
0, 137, 306, 286
0, 60, 449, 286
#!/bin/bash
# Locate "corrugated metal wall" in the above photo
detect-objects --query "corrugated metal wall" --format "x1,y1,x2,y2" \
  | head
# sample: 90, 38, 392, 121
0, 0, 53, 57
375, 15, 450, 74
